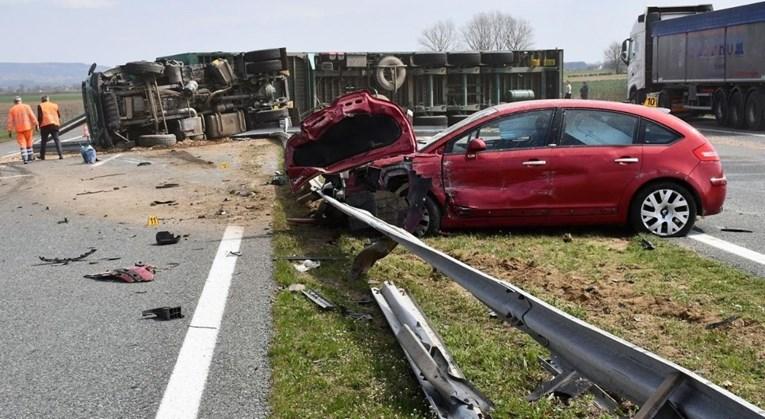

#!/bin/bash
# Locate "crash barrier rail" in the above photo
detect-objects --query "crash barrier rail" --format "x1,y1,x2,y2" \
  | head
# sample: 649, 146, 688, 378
58, 113, 87, 137
315, 188, 765, 419
373, 281, 494, 418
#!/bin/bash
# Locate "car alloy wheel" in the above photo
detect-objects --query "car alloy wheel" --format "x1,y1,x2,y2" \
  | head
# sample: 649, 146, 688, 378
640, 189, 691, 236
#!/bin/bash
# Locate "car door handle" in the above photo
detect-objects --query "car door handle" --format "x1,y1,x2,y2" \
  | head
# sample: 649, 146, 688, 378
522, 160, 547, 166
614, 157, 639, 164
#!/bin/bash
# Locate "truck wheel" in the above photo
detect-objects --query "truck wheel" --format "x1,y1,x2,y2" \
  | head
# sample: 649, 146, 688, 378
481, 52, 514, 66
713, 89, 729, 126
411, 52, 447, 67
375, 55, 407, 91
124, 61, 164, 76
243, 48, 283, 62
137, 134, 177, 147
728, 90, 745, 129
447, 52, 481, 67
245, 60, 284, 75
744, 89, 765, 130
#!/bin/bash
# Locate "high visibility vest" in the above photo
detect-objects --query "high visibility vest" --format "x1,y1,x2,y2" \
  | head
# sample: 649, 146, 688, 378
6, 103, 37, 132
39, 101, 60, 127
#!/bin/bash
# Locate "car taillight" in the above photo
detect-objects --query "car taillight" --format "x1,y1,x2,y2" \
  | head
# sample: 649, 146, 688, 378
693, 143, 719, 161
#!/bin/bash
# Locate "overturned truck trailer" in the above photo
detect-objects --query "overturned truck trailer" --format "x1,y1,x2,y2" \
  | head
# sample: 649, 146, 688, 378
82, 48, 292, 148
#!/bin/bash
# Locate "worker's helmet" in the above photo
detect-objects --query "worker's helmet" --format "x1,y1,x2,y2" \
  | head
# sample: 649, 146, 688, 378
41, 95, 49, 102
13, 96, 21, 103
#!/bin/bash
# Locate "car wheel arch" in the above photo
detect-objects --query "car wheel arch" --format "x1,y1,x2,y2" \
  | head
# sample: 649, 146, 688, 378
628, 177, 703, 218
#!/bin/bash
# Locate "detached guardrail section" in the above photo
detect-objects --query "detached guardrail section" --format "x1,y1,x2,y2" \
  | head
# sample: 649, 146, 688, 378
316, 189, 765, 419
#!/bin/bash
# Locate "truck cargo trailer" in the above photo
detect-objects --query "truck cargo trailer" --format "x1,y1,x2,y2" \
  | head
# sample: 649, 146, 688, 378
621, 2, 765, 130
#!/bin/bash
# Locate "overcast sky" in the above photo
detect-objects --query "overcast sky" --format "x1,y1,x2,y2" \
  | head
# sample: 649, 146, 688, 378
1, 0, 754, 66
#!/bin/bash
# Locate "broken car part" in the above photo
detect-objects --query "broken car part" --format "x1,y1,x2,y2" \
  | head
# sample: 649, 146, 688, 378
301, 288, 335, 310
142, 306, 184, 320
292, 259, 320, 273
373, 281, 493, 418
315, 188, 765, 419
84, 263, 156, 283
155, 231, 181, 245
38, 248, 97, 265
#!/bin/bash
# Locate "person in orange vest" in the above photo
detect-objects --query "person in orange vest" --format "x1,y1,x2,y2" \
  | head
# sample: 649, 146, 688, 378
38, 95, 63, 159
6, 96, 39, 164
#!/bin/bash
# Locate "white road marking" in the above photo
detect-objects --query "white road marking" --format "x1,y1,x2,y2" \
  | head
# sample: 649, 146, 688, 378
91, 153, 123, 167
155, 225, 244, 419
699, 127, 765, 138
0, 174, 33, 180
689, 232, 765, 266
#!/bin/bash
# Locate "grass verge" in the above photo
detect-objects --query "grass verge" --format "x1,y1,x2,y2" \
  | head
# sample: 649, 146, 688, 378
269, 187, 765, 418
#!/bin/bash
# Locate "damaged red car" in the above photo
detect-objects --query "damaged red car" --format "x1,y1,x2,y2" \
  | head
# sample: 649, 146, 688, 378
286, 91, 726, 237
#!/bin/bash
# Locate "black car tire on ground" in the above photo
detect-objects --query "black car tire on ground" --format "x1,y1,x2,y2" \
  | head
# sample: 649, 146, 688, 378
412, 53, 447, 67
255, 108, 290, 122
447, 114, 470, 125
481, 52, 514, 66
246, 60, 284, 75
137, 134, 177, 147
728, 89, 745, 129
413, 115, 448, 126
713, 89, 729, 126
744, 89, 765, 130
243, 48, 283, 62
629, 182, 697, 237
447, 52, 481, 67
124, 61, 165, 76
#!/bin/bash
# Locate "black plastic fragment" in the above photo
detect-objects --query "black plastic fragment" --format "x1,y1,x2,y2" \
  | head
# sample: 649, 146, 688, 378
142, 306, 184, 320
156, 231, 181, 245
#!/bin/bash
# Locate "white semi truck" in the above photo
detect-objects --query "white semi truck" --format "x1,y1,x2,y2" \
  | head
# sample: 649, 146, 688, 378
621, 2, 765, 130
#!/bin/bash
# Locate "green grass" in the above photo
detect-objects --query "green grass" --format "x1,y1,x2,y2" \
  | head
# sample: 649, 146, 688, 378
269, 181, 765, 417
1, 91, 84, 142
568, 78, 627, 102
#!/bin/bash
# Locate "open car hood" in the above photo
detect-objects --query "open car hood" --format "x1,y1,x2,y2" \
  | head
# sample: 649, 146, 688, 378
285, 91, 416, 191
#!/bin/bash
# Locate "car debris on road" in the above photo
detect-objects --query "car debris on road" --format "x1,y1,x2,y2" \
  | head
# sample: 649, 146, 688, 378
84, 263, 156, 283
142, 306, 184, 321
155, 231, 181, 245
38, 248, 97, 265
292, 259, 320, 272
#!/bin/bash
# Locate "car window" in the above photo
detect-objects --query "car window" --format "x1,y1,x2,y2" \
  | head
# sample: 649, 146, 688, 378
642, 120, 681, 144
560, 110, 638, 146
446, 110, 554, 153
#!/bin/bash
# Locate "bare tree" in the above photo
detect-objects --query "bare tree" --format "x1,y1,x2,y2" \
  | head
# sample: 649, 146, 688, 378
461, 11, 534, 51
603, 41, 624, 74
419, 20, 460, 51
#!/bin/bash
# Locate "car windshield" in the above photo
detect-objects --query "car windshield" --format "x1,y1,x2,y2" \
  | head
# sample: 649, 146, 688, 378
426, 107, 499, 145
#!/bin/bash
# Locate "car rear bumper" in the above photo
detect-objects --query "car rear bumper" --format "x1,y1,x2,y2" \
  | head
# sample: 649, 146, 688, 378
689, 163, 726, 216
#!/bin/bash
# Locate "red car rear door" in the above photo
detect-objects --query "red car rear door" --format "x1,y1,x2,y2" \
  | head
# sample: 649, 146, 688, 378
441, 109, 557, 218
551, 109, 642, 217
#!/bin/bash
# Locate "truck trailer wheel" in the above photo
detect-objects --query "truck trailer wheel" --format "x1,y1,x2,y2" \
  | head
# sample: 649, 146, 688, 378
137, 134, 177, 147
411, 53, 447, 67
713, 89, 729, 126
124, 61, 165, 76
447, 52, 481, 67
245, 60, 284, 75
744, 89, 765, 130
728, 89, 745, 129
481, 52, 514, 66
243, 48, 283, 62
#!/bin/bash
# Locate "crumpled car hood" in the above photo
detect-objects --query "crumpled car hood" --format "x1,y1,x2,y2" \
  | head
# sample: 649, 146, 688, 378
285, 90, 416, 191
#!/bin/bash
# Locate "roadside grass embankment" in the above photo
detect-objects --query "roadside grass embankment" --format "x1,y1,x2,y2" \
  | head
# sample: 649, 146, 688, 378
269, 183, 765, 417
0, 92, 83, 142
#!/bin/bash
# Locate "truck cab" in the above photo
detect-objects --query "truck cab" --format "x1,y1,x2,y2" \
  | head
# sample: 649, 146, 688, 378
621, 5, 713, 104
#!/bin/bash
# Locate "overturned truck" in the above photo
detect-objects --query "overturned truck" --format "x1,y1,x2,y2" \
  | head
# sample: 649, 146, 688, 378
82, 48, 291, 147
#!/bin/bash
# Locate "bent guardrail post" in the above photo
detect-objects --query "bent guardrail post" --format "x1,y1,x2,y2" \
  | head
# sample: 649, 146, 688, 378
316, 188, 765, 419
373, 281, 494, 419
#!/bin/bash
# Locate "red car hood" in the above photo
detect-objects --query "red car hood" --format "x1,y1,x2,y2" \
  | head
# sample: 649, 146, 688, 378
285, 91, 416, 191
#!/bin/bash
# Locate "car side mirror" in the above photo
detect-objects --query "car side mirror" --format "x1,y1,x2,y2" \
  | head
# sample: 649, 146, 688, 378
467, 138, 487, 154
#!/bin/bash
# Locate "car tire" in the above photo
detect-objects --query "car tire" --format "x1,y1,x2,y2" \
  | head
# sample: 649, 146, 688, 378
447, 52, 481, 67
481, 51, 514, 66
137, 134, 177, 147
243, 48, 283, 62
246, 60, 284, 75
411, 52, 447, 67
413, 115, 448, 126
630, 182, 697, 237
713, 89, 729, 126
255, 108, 290, 122
395, 184, 441, 237
124, 61, 165, 76
744, 89, 765, 130
728, 89, 745, 129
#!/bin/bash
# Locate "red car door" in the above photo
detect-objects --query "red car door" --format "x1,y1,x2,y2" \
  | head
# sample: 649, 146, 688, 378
441, 109, 557, 218
551, 109, 642, 218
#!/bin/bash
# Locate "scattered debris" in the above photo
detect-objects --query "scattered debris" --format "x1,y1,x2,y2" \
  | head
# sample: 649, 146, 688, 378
705, 315, 741, 330
151, 200, 178, 206
216, 209, 227, 216
137, 161, 151, 167
640, 238, 656, 250
82, 173, 125, 181
226, 251, 242, 257
270, 171, 287, 186
76, 190, 114, 196
84, 263, 156, 283
287, 283, 306, 293
57, 217, 69, 224
301, 288, 335, 310
355, 296, 374, 305
142, 306, 184, 321
38, 248, 97, 265
562, 233, 573, 243
339, 306, 373, 321
293, 259, 321, 272
155, 231, 181, 245
720, 227, 754, 233
488, 310, 498, 318
156, 183, 180, 189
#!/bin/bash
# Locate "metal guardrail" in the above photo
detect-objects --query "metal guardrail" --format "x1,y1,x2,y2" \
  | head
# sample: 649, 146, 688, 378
373, 281, 493, 418
315, 188, 765, 419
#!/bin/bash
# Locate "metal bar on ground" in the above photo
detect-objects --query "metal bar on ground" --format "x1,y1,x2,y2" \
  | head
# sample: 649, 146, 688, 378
315, 187, 765, 419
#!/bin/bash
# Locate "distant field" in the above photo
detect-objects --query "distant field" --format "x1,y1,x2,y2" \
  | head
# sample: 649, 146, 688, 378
0, 92, 83, 141
565, 74, 628, 102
